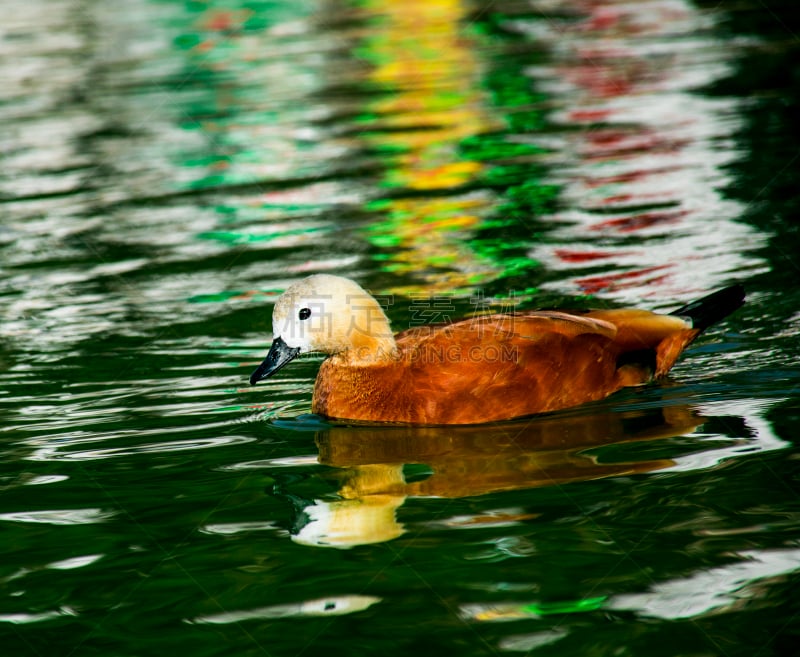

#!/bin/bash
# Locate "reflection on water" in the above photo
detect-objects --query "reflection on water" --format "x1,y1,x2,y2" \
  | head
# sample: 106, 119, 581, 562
294, 403, 696, 548
461, 546, 800, 629
519, 0, 768, 304
606, 546, 800, 619
189, 593, 382, 624
1, 0, 798, 655
355, 0, 504, 294
274, 397, 789, 549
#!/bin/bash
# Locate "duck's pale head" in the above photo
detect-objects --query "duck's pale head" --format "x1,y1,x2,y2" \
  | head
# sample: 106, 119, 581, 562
250, 274, 396, 384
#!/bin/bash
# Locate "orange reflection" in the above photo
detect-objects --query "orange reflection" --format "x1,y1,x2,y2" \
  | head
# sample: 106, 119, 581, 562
289, 404, 702, 548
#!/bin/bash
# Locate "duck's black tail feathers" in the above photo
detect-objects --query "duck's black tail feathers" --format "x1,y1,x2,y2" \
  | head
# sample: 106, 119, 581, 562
670, 284, 745, 332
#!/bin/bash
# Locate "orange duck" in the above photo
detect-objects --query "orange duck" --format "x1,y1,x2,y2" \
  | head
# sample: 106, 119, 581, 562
250, 275, 744, 424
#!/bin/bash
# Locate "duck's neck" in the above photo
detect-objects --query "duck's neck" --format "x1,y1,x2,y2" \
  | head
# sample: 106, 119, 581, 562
335, 303, 398, 366
340, 330, 398, 366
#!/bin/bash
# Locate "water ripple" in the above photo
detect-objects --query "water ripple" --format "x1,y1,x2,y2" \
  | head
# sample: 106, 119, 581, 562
0, 508, 115, 525
187, 595, 382, 624
25, 434, 254, 462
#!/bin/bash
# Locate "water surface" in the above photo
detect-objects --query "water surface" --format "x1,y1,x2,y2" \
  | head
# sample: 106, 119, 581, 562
1, 0, 799, 655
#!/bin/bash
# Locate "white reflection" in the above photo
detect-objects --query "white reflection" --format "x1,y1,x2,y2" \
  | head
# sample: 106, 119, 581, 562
24, 475, 69, 486
200, 522, 279, 536
0, 509, 114, 525
1, 554, 103, 587
518, 0, 766, 303
26, 435, 254, 461
608, 548, 800, 619
222, 455, 319, 470
462, 548, 800, 625
292, 494, 407, 550
499, 629, 568, 652
46, 554, 103, 570
0, 606, 78, 625
664, 398, 790, 472
188, 595, 381, 624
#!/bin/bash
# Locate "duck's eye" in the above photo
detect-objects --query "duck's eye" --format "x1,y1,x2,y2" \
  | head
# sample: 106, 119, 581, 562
298, 307, 312, 320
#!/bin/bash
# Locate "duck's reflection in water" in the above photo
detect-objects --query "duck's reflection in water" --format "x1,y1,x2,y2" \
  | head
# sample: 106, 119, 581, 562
287, 403, 702, 549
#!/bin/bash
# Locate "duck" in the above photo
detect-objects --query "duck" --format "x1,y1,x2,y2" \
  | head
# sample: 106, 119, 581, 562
249, 274, 744, 425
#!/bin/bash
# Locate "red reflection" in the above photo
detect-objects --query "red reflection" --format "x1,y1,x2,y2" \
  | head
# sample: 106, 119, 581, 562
582, 167, 682, 187
591, 209, 690, 232
526, 0, 755, 300
554, 249, 633, 263
576, 264, 671, 294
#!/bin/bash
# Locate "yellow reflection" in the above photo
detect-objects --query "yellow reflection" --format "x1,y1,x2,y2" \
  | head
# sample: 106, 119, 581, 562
365, 196, 499, 294
358, 0, 503, 294
291, 404, 702, 548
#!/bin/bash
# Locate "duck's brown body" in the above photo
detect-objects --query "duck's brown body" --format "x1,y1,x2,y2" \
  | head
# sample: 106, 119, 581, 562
250, 275, 744, 426
312, 309, 700, 424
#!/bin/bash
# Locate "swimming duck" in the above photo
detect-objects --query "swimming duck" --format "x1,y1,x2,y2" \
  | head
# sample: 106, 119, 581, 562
250, 275, 744, 425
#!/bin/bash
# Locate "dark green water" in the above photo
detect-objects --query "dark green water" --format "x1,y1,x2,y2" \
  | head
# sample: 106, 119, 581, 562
2, 1, 799, 655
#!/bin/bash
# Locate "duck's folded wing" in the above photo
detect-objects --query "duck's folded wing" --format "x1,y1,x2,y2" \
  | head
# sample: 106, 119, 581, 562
394, 312, 618, 344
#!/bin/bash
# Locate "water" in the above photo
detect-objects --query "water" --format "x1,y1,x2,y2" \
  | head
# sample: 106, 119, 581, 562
1, 0, 799, 655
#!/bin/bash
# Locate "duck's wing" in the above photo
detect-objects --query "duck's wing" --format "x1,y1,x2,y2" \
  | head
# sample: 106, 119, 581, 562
394, 311, 618, 345
508, 309, 699, 378
494, 311, 619, 339
388, 313, 620, 423
585, 309, 698, 377
584, 308, 689, 346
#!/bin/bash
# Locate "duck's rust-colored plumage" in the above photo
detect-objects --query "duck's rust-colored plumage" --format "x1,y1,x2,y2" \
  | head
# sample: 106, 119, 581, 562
313, 310, 690, 424
250, 276, 744, 425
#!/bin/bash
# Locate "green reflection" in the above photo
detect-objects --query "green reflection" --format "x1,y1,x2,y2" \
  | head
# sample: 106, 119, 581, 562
352, 0, 560, 297
523, 596, 608, 615
196, 226, 328, 244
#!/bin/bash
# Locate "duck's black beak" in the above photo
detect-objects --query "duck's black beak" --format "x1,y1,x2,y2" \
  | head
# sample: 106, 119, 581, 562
249, 337, 301, 384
